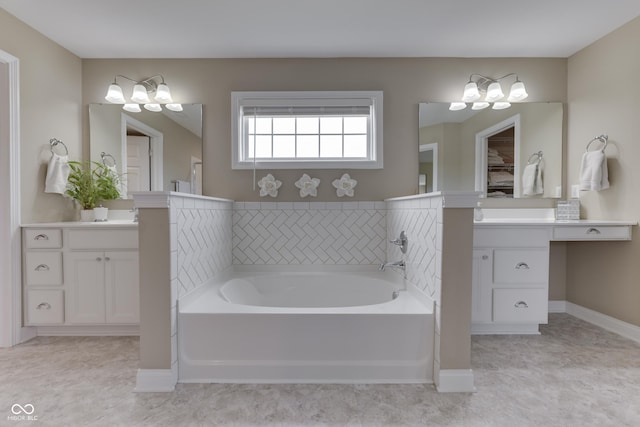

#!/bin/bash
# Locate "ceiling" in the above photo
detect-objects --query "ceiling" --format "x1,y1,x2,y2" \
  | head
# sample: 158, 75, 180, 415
1, 0, 640, 59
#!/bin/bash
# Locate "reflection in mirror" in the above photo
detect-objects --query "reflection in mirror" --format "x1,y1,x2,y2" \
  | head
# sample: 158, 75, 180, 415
89, 104, 202, 198
418, 143, 437, 193
419, 102, 563, 199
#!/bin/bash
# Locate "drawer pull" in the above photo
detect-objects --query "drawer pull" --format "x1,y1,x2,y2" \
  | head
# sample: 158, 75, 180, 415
586, 228, 601, 235
515, 262, 530, 270
514, 301, 529, 309
34, 264, 50, 271
34, 234, 49, 241
36, 302, 51, 310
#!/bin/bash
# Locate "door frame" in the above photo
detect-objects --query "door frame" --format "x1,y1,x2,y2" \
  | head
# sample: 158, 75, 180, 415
0, 50, 30, 347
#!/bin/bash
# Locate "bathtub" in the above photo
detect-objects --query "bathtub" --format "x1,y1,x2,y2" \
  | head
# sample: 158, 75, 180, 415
178, 267, 434, 384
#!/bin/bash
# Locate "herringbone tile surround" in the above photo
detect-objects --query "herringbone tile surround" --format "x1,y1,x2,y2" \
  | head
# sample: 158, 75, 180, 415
232, 202, 387, 265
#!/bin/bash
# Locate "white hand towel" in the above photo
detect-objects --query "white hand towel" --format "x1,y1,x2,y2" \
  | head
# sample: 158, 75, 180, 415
579, 150, 609, 191
522, 163, 543, 196
44, 153, 70, 195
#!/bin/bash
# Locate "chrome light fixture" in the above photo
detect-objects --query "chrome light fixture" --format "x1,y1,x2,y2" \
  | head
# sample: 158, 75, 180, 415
449, 73, 528, 111
104, 74, 182, 113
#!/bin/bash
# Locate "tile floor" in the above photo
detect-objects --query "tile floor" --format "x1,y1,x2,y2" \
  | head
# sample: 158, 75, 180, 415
1, 314, 639, 427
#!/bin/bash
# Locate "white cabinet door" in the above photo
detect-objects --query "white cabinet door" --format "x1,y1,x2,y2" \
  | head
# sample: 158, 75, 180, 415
104, 251, 139, 324
65, 252, 106, 324
471, 249, 493, 323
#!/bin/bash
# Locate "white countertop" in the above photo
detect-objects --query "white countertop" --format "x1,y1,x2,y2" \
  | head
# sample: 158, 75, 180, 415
475, 218, 636, 226
475, 208, 636, 226
21, 220, 138, 228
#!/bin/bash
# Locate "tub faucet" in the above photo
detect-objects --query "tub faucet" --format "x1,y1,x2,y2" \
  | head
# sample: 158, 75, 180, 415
379, 260, 405, 271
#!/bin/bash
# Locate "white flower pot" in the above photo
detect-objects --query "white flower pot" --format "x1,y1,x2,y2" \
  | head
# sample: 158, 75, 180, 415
93, 206, 108, 222
80, 209, 95, 222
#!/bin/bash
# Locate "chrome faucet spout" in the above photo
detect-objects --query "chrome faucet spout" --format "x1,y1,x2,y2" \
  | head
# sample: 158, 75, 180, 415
379, 260, 406, 271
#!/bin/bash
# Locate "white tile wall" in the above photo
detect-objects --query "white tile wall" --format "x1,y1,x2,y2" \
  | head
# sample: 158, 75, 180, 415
233, 201, 386, 265
173, 198, 233, 298
386, 197, 440, 300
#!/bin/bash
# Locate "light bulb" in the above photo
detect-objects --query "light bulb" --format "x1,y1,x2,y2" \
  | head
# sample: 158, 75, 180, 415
461, 81, 481, 102
122, 104, 141, 113
507, 80, 528, 102
154, 83, 173, 103
144, 103, 162, 112
485, 82, 504, 102
131, 84, 151, 103
105, 83, 125, 104
165, 103, 183, 112
449, 102, 467, 111
471, 102, 490, 110
492, 102, 511, 110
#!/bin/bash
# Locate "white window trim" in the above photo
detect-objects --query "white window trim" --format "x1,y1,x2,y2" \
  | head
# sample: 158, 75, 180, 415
231, 91, 383, 169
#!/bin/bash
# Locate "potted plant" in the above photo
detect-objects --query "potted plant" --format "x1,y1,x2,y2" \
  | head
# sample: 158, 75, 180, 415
65, 161, 121, 221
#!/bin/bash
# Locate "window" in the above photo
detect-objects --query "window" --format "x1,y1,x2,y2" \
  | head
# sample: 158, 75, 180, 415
232, 91, 383, 169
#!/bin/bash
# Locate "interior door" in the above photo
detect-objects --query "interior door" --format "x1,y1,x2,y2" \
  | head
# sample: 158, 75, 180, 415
126, 135, 151, 195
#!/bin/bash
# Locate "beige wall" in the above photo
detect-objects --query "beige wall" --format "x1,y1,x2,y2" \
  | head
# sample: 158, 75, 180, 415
566, 16, 640, 326
81, 58, 566, 202
0, 9, 82, 223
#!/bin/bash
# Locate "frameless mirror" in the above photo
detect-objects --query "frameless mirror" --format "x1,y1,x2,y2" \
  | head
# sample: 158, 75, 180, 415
89, 104, 202, 198
419, 102, 563, 198
89, 104, 203, 198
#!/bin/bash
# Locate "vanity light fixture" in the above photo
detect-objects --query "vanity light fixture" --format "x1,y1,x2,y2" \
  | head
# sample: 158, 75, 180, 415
450, 73, 528, 111
104, 74, 182, 113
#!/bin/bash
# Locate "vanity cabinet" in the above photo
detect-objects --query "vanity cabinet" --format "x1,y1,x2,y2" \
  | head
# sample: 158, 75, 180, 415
472, 226, 551, 334
22, 223, 139, 334
65, 251, 139, 324
472, 215, 634, 335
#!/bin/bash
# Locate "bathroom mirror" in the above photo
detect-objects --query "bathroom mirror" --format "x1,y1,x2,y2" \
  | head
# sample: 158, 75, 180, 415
419, 102, 563, 198
89, 104, 203, 197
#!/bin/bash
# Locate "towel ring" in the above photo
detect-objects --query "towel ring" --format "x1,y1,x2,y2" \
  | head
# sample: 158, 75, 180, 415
527, 151, 543, 165
585, 134, 608, 152
49, 138, 68, 155
101, 152, 117, 168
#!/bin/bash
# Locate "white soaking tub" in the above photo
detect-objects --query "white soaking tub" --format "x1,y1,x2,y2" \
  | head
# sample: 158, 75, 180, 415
178, 267, 434, 384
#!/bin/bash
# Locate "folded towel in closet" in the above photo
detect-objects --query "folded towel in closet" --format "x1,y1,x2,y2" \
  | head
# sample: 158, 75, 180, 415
522, 163, 543, 196
488, 170, 514, 185
44, 153, 70, 195
579, 150, 609, 191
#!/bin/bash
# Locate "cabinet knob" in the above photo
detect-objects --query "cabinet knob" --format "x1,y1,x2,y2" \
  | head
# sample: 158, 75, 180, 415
481, 255, 489, 260
34, 264, 50, 271
34, 234, 49, 241
96, 257, 102, 262
36, 302, 51, 310
515, 262, 530, 270
514, 301, 529, 308
104, 257, 110, 261
586, 228, 601, 235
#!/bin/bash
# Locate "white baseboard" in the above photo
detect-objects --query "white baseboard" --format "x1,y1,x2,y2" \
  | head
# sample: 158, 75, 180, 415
565, 302, 640, 344
548, 300, 567, 313
134, 368, 177, 392
35, 325, 139, 336
435, 369, 475, 393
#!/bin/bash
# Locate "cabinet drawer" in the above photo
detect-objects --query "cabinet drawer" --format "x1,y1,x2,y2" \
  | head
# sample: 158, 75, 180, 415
492, 288, 547, 323
493, 249, 548, 284
68, 229, 138, 250
25, 252, 63, 285
552, 225, 631, 241
24, 229, 62, 249
474, 227, 550, 248
27, 290, 64, 325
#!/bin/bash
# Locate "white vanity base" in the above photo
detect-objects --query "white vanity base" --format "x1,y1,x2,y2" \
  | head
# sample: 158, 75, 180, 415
471, 323, 540, 335
33, 325, 139, 336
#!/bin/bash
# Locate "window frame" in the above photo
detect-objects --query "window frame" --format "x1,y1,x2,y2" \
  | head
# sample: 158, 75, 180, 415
231, 91, 383, 169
